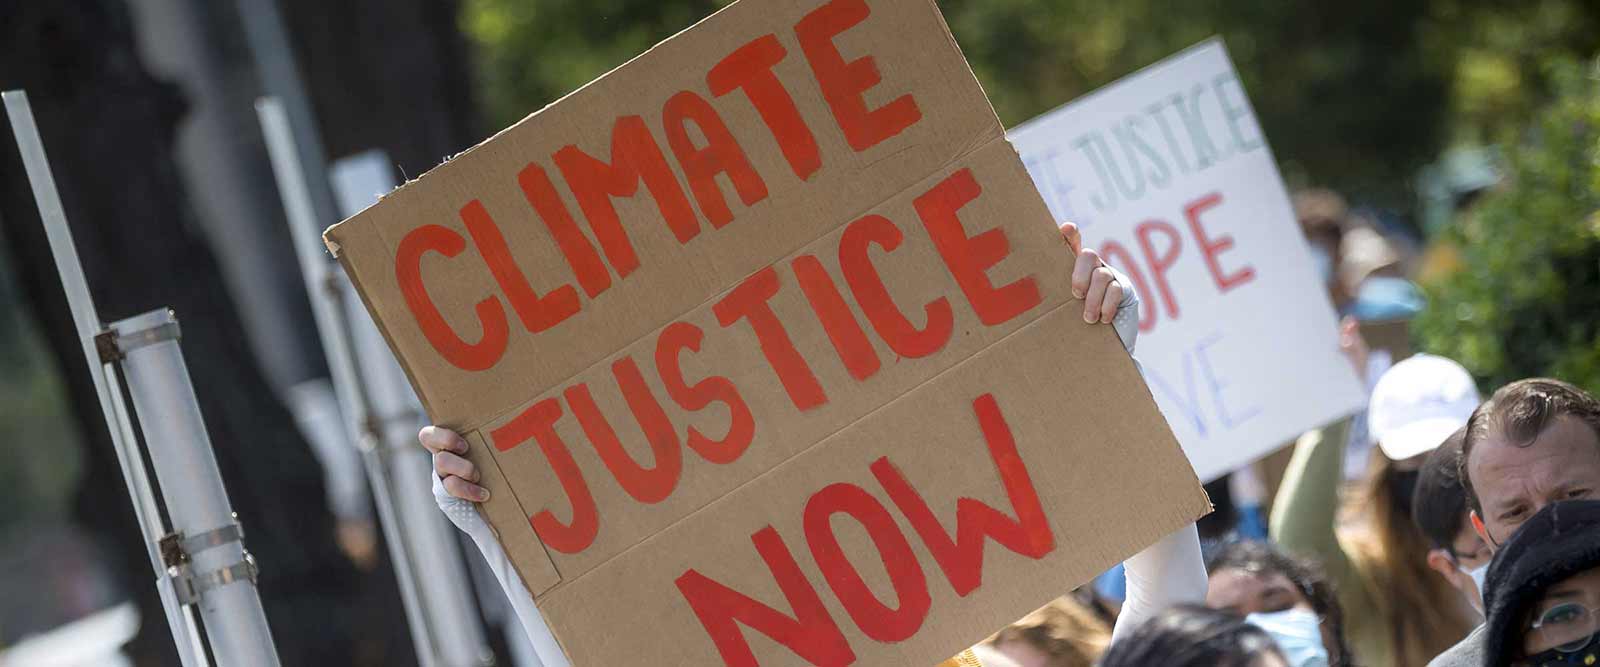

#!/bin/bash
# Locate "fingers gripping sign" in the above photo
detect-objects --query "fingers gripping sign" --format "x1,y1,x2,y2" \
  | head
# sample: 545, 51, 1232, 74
1062, 221, 1140, 355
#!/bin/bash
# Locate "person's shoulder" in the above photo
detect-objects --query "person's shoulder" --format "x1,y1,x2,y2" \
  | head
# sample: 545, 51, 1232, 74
1424, 624, 1485, 667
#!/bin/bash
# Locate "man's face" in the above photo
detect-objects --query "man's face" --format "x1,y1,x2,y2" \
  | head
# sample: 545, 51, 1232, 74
1469, 416, 1600, 546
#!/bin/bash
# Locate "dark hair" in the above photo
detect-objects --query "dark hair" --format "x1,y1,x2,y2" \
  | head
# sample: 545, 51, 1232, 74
1206, 540, 1356, 666
1098, 605, 1281, 667
1460, 379, 1600, 514
1412, 428, 1470, 553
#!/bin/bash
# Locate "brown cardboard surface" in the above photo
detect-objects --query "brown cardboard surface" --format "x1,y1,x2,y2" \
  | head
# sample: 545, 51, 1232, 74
325, 0, 998, 431
324, 0, 1208, 663
535, 305, 1209, 665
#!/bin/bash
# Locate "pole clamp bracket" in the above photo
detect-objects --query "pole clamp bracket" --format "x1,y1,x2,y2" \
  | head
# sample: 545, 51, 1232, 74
158, 516, 259, 605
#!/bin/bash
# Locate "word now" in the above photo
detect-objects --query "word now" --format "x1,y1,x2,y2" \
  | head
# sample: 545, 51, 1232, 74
486, 166, 1041, 554
395, 0, 923, 372
1094, 190, 1255, 335
676, 393, 1054, 667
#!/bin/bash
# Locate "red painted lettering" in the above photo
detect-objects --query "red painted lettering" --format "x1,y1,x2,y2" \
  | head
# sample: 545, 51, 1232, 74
655, 322, 756, 464
520, 162, 612, 298
460, 199, 581, 334
662, 90, 769, 228
915, 169, 1041, 326
489, 399, 597, 554
712, 267, 827, 411
793, 253, 880, 380
555, 116, 702, 280
394, 224, 509, 371
795, 0, 921, 151
1134, 220, 1182, 322
676, 527, 855, 667
563, 357, 682, 504
839, 214, 952, 358
1184, 192, 1254, 292
805, 483, 931, 642
708, 34, 821, 181
871, 393, 1054, 596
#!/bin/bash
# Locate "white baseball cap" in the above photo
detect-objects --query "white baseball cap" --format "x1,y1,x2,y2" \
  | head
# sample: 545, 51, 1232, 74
1369, 354, 1481, 460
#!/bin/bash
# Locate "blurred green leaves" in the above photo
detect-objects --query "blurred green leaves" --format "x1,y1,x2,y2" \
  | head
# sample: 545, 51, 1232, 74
462, 0, 1600, 392
1414, 59, 1600, 393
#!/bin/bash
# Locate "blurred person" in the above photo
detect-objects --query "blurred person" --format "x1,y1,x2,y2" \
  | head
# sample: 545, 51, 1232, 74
1206, 540, 1353, 667
986, 596, 1111, 667
1477, 500, 1600, 667
1429, 378, 1600, 666
1293, 188, 1351, 310
420, 221, 1140, 664
1272, 352, 1482, 667
1099, 605, 1289, 667
1412, 429, 1491, 614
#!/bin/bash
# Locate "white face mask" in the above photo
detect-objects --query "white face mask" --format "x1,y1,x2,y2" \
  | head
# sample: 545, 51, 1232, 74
1246, 608, 1330, 667
1458, 561, 1489, 612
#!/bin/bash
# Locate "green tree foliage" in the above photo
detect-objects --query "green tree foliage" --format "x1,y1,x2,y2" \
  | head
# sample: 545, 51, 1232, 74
463, 0, 1593, 210
1414, 60, 1600, 394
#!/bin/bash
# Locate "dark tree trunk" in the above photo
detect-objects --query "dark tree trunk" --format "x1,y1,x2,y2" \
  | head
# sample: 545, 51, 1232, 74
278, 0, 482, 179
0, 3, 398, 665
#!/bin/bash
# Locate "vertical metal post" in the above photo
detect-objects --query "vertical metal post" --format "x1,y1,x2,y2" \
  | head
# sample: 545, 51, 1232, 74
4, 90, 208, 667
5, 89, 279, 666
111, 309, 280, 667
257, 99, 492, 666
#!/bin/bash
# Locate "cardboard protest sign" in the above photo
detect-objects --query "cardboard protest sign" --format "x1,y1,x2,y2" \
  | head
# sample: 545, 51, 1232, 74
1009, 39, 1367, 483
325, 0, 1208, 664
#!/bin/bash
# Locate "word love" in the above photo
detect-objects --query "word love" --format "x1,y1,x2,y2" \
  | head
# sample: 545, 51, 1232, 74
677, 393, 1054, 667
1093, 191, 1256, 334
486, 166, 1040, 555
395, 0, 922, 372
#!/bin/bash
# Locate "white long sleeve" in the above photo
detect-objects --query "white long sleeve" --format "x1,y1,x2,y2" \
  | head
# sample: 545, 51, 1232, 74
432, 473, 570, 667
1110, 523, 1208, 642
1103, 264, 1210, 643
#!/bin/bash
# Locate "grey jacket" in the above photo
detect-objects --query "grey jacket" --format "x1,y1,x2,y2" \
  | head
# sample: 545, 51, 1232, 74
1426, 624, 1484, 667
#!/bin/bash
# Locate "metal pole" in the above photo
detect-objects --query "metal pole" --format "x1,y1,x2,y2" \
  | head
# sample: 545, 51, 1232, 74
257, 98, 492, 666
332, 151, 497, 667
110, 309, 281, 667
3, 90, 209, 667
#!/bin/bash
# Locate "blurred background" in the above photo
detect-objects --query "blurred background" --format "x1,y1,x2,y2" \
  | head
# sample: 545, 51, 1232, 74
0, 0, 1595, 665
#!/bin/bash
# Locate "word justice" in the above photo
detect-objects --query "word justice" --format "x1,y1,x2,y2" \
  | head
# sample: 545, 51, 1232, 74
487, 167, 1042, 555
395, 0, 924, 371
678, 393, 1055, 667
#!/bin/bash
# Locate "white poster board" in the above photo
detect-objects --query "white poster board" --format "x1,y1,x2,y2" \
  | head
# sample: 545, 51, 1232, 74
1008, 39, 1365, 482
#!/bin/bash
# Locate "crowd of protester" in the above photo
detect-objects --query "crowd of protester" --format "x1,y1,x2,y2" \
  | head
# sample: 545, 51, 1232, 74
420, 188, 1600, 667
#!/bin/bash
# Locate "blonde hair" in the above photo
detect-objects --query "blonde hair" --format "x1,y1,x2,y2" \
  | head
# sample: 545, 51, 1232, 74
986, 596, 1111, 667
1347, 451, 1477, 667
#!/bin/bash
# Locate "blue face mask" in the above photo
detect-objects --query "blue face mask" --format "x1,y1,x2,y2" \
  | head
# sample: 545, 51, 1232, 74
1246, 608, 1330, 667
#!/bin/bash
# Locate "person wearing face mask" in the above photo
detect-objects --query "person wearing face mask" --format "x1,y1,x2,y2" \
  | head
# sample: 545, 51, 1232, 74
1205, 540, 1353, 667
1100, 605, 1291, 667
1272, 353, 1483, 667
1479, 500, 1600, 667
1426, 378, 1600, 667
1413, 429, 1492, 614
